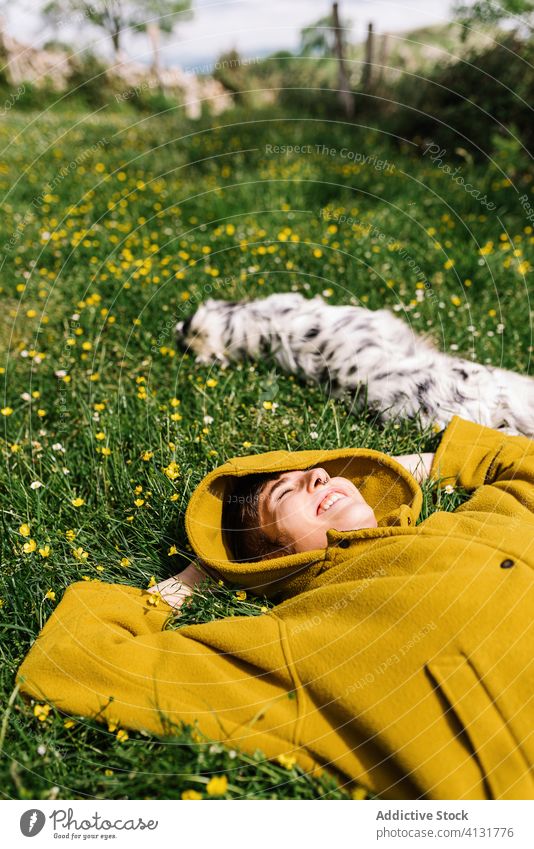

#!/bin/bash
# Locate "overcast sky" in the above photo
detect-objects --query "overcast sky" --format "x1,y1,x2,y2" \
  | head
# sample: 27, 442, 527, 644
4, 0, 460, 68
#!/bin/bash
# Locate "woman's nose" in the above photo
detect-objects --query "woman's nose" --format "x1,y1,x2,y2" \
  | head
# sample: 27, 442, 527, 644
307, 468, 330, 491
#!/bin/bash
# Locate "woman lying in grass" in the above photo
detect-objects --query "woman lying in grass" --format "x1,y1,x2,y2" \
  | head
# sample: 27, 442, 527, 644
17, 416, 534, 800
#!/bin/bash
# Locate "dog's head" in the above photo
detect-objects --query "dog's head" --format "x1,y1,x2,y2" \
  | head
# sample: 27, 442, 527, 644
175, 298, 240, 364
175, 291, 312, 365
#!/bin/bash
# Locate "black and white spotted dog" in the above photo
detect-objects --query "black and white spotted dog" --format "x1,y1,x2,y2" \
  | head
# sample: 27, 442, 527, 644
176, 292, 534, 436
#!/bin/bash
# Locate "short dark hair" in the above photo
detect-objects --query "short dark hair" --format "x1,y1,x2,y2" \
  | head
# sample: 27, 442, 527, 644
222, 472, 292, 562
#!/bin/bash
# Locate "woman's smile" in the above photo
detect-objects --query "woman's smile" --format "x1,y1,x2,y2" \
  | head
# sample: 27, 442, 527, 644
316, 490, 348, 516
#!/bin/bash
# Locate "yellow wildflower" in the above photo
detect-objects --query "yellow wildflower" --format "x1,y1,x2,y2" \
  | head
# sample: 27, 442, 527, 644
163, 461, 180, 480
120, 557, 131, 568
181, 789, 203, 800
95, 431, 106, 441
116, 729, 129, 743
1, 407, 14, 416
19, 523, 31, 537
71, 497, 85, 507
23, 539, 37, 554
206, 775, 228, 796
45, 589, 56, 601
39, 545, 51, 558
168, 545, 178, 556
33, 703, 51, 722
65, 529, 76, 541
276, 753, 297, 770
73, 547, 89, 561
235, 590, 247, 601
141, 451, 153, 461
134, 498, 145, 507
206, 378, 217, 388
64, 719, 75, 729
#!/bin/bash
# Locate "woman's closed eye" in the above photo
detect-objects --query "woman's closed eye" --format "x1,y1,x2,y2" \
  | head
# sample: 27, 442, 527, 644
277, 488, 292, 501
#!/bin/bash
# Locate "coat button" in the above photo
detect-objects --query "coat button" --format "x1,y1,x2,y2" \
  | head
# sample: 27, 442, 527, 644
500, 559, 514, 569
339, 539, 351, 549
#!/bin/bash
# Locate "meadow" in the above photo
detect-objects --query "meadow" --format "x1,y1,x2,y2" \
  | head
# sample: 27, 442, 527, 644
0, 103, 532, 799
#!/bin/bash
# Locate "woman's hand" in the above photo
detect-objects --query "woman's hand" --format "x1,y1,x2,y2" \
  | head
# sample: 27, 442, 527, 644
392, 452, 435, 484
147, 563, 207, 611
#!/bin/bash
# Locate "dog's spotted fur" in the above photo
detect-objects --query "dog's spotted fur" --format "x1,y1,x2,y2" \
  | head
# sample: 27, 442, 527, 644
176, 292, 534, 436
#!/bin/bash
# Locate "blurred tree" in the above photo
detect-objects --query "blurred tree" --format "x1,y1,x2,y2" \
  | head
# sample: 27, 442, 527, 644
212, 48, 263, 107
43, 0, 192, 64
299, 8, 351, 57
454, 0, 534, 34
300, 2, 354, 117
133, 1, 193, 76
300, 12, 338, 57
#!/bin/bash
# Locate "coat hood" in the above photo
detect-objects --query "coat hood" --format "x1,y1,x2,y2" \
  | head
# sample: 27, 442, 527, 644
185, 446, 423, 598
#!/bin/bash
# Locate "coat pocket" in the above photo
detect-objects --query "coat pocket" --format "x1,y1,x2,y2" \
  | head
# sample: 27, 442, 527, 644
426, 653, 533, 800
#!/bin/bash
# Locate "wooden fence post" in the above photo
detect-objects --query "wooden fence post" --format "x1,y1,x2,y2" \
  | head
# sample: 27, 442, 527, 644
362, 21, 374, 92
332, 2, 354, 118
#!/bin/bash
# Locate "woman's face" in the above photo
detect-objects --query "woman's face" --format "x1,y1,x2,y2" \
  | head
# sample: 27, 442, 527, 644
258, 467, 377, 554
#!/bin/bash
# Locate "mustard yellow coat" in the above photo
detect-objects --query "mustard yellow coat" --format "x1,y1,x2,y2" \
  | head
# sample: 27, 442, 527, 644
17, 416, 534, 799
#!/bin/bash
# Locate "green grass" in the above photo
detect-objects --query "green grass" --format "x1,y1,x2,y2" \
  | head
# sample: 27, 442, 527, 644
0, 103, 532, 800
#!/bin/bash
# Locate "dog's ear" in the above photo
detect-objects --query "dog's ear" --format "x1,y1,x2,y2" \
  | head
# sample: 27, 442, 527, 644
175, 320, 184, 334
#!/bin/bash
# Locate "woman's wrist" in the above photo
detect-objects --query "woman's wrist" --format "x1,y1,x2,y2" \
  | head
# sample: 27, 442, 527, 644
393, 452, 435, 484
148, 562, 207, 609
178, 563, 206, 587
